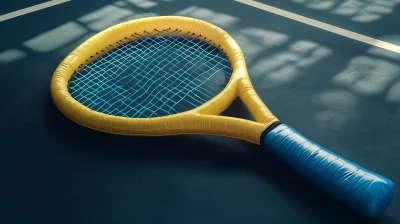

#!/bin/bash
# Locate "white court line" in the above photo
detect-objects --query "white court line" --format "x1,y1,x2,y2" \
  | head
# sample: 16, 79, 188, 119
236, 0, 400, 54
0, 0, 71, 23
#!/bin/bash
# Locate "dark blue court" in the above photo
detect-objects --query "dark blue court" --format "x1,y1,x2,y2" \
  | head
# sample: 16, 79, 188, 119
1, 0, 400, 223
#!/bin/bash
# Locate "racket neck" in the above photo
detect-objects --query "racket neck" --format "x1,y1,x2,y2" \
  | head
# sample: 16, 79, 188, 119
237, 78, 278, 126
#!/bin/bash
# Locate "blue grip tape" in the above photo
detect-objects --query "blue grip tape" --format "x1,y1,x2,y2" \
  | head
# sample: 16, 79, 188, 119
263, 124, 394, 217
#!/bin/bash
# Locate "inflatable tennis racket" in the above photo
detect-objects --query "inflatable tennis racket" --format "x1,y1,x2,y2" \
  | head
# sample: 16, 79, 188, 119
51, 16, 394, 217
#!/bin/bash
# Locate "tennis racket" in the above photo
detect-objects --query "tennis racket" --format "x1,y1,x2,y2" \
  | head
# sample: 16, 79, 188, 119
51, 16, 394, 217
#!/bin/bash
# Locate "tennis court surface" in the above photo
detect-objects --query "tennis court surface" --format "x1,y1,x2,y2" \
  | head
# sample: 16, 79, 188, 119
1, 0, 400, 223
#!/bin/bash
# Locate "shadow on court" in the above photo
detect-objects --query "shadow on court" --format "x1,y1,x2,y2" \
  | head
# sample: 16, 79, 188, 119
256, 0, 400, 45
1, 0, 399, 223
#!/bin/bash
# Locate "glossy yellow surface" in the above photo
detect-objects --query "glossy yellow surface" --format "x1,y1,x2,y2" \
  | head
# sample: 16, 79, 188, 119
51, 16, 279, 144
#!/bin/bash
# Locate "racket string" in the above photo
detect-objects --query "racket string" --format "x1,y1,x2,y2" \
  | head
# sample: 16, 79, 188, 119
99, 36, 199, 116
71, 36, 231, 117
68, 33, 232, 118
71, 36, 173, 110
129, 36, 228, 117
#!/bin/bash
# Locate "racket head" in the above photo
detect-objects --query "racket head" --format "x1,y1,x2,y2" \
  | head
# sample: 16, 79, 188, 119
51, 16, 278, 144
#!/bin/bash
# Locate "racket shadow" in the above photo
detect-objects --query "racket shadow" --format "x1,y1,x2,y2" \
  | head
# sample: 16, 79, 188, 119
45, 95, 390, 223
221, 99, 388, 223
45, 94, 255, 170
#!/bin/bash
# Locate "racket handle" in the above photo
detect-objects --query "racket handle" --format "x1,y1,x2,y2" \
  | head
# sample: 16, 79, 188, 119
262, 123, 394, 217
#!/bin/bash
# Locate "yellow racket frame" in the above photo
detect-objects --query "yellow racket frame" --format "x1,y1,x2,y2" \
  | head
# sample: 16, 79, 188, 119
51, 16, 279, 144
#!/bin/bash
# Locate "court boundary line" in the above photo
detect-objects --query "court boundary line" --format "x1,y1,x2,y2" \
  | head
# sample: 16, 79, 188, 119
0, 0, 71, 23
236, 0, 400, 54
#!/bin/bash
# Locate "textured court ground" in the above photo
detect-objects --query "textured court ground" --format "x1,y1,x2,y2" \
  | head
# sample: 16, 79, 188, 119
1, 0, 400, 223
